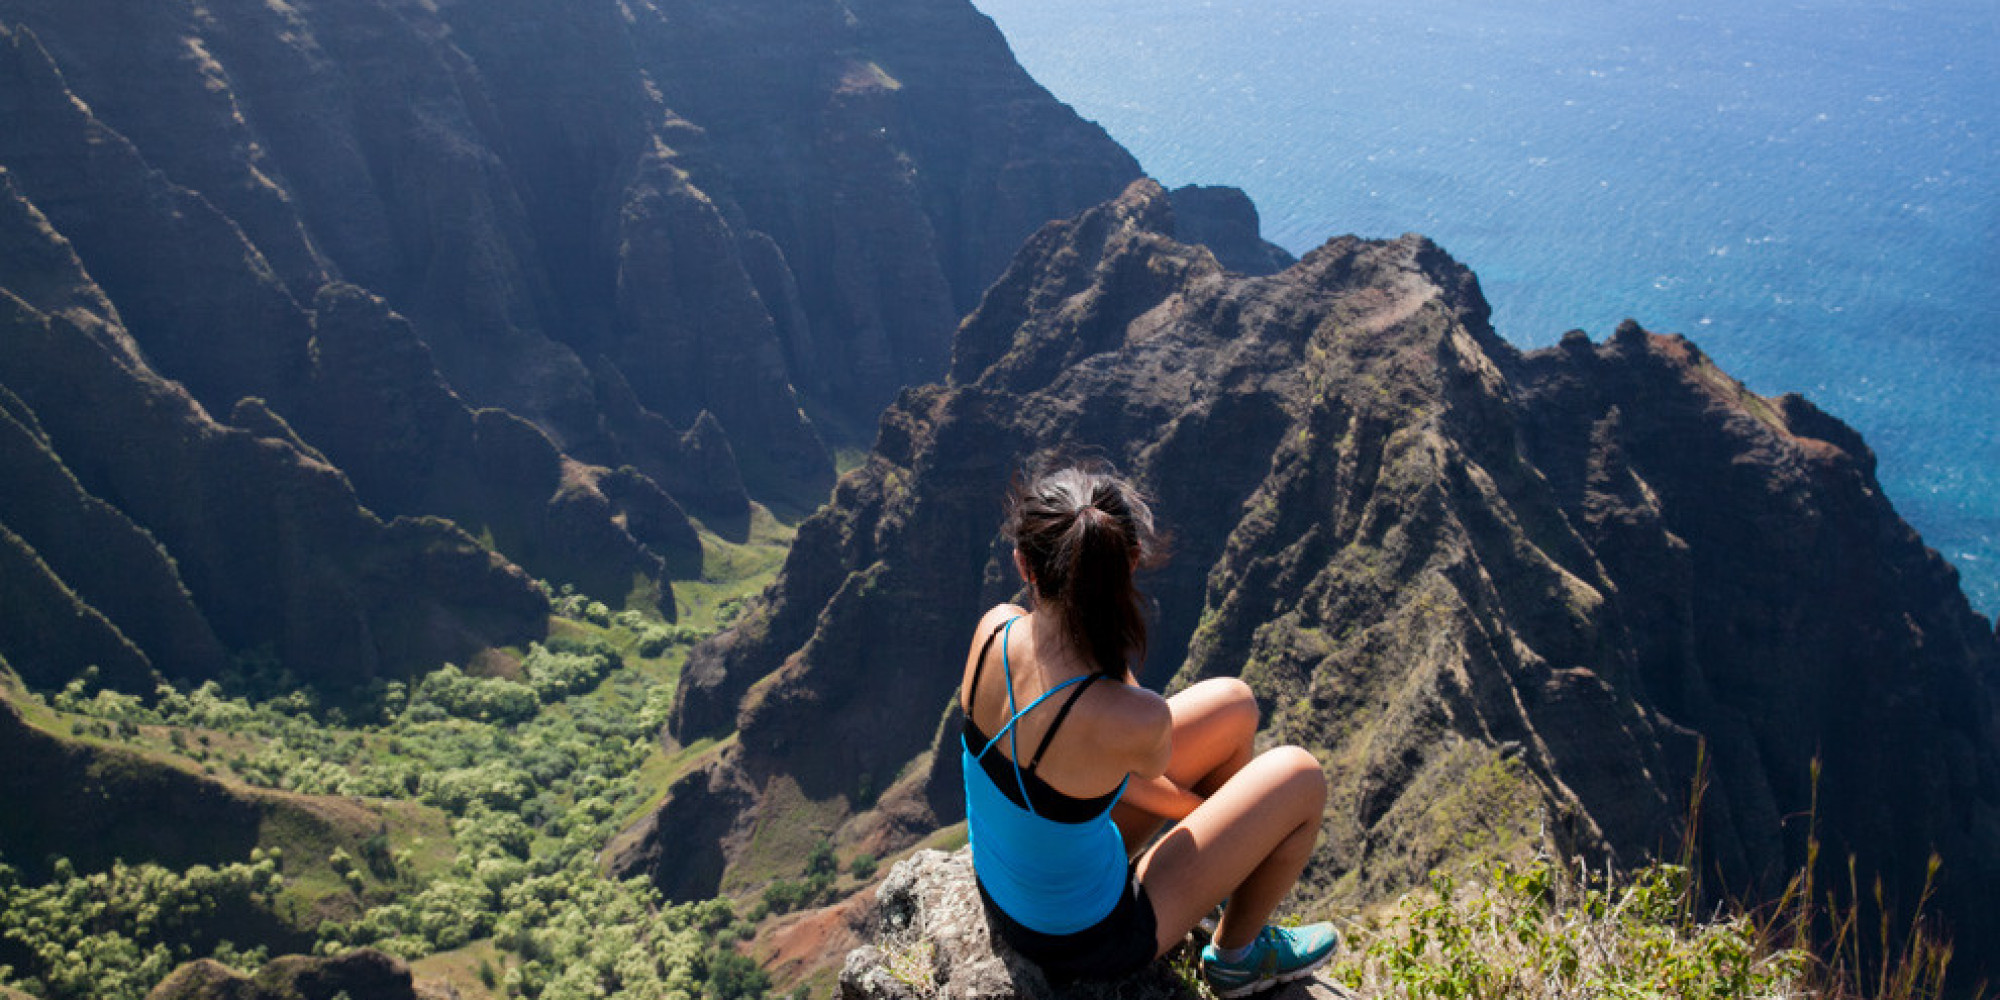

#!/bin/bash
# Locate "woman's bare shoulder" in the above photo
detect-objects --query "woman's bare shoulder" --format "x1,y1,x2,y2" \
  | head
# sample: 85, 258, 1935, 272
963, 604, 1027, 661
1089, 680, 1171, 751
974, 603, 1028, 634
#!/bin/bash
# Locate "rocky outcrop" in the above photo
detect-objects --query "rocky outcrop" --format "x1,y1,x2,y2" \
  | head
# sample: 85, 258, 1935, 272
640, 180, 2000, 966
606, 743, 764, 903
1510, 324, 2000, 951
841, 850, 1169, 1000
1167, 185, 1295, 277
841, 849, 1348, 1000
146, 949, 434, 1000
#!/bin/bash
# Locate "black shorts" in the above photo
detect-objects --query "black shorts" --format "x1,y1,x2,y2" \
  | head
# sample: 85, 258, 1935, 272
978, 867, 1160, 984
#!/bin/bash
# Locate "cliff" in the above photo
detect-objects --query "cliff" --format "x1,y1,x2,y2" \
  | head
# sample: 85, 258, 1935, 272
0, 0, 1144, 684
0, 0, 1142, 512
0, 168, 546, 690
632, 181, 2000, 966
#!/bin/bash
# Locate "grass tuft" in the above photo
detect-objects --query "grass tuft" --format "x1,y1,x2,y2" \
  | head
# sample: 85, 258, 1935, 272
1330, 858, 1807, 1000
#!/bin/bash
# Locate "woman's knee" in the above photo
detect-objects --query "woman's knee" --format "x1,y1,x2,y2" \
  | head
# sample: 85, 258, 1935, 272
1189, 676, 1258, 732
1261, 745, 1328, 814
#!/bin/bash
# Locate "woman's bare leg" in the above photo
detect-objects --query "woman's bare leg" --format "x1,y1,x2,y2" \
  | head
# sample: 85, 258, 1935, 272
1136, 745, 1328, 957
1112, 677, 1259, 855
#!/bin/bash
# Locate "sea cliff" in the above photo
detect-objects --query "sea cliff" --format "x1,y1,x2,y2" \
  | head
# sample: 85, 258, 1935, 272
636, 180, 2000, 970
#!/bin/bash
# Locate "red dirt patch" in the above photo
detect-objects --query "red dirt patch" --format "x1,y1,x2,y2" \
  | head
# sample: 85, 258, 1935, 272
756, 886, 878, 990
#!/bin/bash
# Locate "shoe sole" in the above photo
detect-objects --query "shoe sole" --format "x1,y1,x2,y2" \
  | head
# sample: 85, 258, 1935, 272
1206, 948, 1336, 999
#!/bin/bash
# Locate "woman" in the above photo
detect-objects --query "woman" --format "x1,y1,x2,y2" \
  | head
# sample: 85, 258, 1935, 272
961, 461, 1335, 994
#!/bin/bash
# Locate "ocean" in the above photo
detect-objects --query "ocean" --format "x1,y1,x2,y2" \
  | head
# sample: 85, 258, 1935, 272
971, 0, 1999, 620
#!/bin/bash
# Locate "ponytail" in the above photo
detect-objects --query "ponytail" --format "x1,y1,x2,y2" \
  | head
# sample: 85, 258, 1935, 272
1004, 461, 1165, 675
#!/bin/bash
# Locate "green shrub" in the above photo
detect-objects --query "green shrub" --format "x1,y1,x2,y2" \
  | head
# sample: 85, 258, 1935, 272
706, 951, 769, 1000
0, 854, 283, 1000
713, 596, 749, 628
3, 567, 802, 1000
521, 643, 614, 701
633, 624, 699, 658
410, 664, 538, 724
762, 878, 809, 914
358, 831, 396, 879
805, 838, 838, 879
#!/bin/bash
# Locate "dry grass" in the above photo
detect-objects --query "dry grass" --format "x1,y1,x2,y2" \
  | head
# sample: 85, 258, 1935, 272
1321, 752, 1983, 1000
1755, 759, 1981, 1000
1328, 859, 1809, 1000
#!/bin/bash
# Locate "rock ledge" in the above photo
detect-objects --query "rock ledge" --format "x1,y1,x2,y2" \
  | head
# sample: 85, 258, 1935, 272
840, 849, 1346, 1000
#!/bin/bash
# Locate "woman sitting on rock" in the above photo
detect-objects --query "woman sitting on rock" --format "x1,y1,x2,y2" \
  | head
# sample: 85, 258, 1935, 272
960, 460, 1336, 994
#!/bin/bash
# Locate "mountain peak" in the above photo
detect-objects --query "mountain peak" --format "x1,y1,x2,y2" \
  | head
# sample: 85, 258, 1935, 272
637, 187, 2000, 965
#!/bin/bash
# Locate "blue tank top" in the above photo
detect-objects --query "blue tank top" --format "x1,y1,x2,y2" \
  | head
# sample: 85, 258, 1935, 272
961, 617, 1130, 935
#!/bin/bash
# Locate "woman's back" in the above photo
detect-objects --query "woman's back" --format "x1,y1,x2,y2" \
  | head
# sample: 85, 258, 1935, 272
959, 603, 1167, 809
959, 606, 1142, 936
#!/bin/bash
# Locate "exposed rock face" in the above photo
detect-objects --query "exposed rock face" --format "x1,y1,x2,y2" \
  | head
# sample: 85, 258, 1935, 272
1510, 326, 2000, 949
146, 949, 433, 1000
842, 850, 1063, 1000
640, 181, 2000, 965
607, 744, 763, 903
0, 0, 1143, 513
1167, 185, 1295, 277
0, 168, 546, 689
0, 0, 1145, 677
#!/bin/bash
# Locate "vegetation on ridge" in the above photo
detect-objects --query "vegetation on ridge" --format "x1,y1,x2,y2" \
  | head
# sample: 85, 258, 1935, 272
0, 508, 814, 1000
1322, 846, 1971, 1000
1308, 749, 1974, 1000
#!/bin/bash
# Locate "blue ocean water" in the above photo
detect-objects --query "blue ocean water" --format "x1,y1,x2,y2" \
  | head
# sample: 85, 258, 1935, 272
973, 0, 1999, 619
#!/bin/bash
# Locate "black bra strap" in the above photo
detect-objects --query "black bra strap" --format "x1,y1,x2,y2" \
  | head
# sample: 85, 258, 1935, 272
962, 619, 1012, 717
1027, 673, 1101, 773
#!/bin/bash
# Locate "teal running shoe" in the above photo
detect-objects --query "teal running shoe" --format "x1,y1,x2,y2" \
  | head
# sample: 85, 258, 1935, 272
1200, 923, 1340, 998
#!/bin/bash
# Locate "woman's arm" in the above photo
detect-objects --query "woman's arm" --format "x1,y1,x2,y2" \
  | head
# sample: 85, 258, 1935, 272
1111, 686, 1199, 817
1120, 772, 1203, 820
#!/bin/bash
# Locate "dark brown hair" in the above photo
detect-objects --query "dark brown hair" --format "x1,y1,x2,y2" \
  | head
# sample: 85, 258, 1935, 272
1004, 460, 1166, 676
